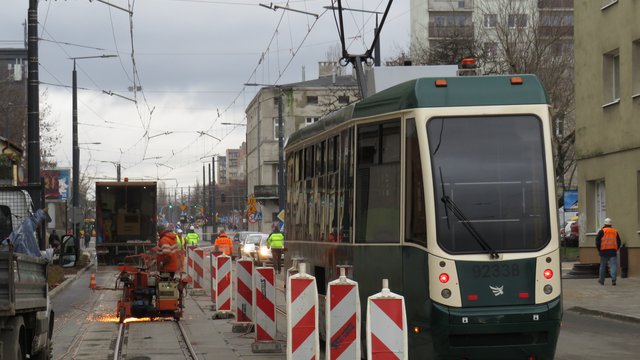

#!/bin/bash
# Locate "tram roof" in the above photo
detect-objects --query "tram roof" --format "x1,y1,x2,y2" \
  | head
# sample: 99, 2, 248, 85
287, 75, 549, 149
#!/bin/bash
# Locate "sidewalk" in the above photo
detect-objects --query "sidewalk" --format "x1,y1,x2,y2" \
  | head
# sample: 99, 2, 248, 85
562, 261, 640, 323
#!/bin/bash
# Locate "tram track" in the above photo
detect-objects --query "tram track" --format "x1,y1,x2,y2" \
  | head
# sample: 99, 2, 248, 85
113, 320, 199, 360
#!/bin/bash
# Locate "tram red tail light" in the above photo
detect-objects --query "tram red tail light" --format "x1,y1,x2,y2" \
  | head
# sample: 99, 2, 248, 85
439, 273, 450, 283
543, 269, 554, 279
518, 292, 530, 299
467, 294, 478, 301
435, 79, 448, 87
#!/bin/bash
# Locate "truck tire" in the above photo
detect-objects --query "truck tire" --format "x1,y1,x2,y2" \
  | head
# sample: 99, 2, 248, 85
1, 316, 25, 359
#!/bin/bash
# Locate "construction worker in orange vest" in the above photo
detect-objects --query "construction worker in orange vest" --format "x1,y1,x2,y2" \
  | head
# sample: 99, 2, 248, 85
596, 217, 621, 286
157, 223, 179, 277
214, 231, 233, 257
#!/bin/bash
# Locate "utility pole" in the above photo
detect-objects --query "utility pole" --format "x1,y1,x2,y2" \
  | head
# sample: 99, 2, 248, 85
277, 95, 285, 212
212, 157, 216, 228
27, 0, 41, 211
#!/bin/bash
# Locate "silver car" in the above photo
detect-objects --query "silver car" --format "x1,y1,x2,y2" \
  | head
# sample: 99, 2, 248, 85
242, 233, 270, 262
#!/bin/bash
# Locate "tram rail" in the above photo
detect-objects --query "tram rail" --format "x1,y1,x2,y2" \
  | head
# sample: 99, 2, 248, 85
113, 320, 199, 360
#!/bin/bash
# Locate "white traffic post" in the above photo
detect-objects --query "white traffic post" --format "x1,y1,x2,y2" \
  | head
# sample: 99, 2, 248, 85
286, 263, 320, 360
366, 279, 408, 360
232, 258, 254, 332
212, 254, 232, 318
252, 266, 282, 353
326, 267, 360, 360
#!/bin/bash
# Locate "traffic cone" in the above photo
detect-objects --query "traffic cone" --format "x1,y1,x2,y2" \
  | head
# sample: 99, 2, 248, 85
89, 272, 96, 290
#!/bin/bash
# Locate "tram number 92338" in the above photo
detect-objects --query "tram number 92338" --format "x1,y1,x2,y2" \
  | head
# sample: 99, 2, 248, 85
472, 264, 521, 278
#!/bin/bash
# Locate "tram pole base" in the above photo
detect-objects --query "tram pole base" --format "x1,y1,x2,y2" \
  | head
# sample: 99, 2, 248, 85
211, 311, 234, 320
232, 323, 253, 333
251, 341, 282, 353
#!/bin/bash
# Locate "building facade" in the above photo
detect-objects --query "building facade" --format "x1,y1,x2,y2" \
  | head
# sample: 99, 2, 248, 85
245, 63, 358, 233
574, 0, 640, 276
0, 48, 28, 183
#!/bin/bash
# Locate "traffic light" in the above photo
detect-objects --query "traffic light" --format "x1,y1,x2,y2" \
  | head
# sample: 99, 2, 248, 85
168, 202, 173, 209
221, 193, 226, 202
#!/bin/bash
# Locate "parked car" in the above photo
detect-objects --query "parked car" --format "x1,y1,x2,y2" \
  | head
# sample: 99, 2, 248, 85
561, 220, 579, 247
242, 233, 269, 263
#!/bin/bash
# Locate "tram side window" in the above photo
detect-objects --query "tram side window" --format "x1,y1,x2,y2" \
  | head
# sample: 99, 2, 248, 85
405, 119, 427, 247
356, 120, 401, 243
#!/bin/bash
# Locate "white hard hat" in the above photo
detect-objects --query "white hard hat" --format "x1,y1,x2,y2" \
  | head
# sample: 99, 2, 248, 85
190, 225, 195, 230
604, 218, 612, 225
177, 229, 183, 233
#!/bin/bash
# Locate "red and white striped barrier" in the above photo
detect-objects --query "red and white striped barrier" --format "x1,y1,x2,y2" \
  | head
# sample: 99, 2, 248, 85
187, 245, 197, 286
209, 253, 218, 304
188, 247, 204, 289
253, 266, 277, 343
285, 258, 301, 290
215, 254, 232, 312
287, 263, 320, 360
366, 279, 408, 360
326, 267, 360, 360
235, 258, 254, 323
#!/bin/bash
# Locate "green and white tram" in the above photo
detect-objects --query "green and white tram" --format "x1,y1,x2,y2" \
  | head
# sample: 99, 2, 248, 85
284, 75, 562, 360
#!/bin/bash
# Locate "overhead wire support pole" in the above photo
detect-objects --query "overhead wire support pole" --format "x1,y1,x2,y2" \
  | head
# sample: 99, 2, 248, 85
259, 3, 318, 18
92, 0, 134, 15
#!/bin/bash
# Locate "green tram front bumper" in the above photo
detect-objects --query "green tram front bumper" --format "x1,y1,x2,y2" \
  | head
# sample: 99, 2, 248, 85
426, 297, 562, 360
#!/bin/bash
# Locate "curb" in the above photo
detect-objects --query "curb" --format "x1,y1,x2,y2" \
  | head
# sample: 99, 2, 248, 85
49, 261, 95, 298
567, 306, 640, 324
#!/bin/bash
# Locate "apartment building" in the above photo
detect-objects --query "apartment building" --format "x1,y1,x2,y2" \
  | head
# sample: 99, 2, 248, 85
245, 62, 358, 233
574, 0, 640, 276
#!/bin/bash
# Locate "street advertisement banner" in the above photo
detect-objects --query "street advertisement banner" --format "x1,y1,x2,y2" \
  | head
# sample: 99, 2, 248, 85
42, 169, 70, 202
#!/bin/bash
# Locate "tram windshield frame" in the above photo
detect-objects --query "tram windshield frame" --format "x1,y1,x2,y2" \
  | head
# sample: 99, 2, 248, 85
428, 115, 551, 254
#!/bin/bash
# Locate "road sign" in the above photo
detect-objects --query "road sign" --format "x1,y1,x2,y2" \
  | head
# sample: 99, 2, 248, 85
277, 210, 285, 222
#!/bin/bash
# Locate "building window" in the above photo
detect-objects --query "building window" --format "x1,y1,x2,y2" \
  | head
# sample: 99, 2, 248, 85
483, 14, 497, 28
588, 180, 607, 232
603, 50, 620, 104
633, 40, 640, 97
305, 117, 319, 127
338, 95, 349, 104
508, 14, 527, 28
307, 95, 319, 105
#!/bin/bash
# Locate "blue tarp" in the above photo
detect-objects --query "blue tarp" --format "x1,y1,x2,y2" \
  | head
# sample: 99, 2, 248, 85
4, 209, 47, 257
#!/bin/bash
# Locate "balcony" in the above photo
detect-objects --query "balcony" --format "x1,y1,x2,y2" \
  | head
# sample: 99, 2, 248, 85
538, 0, 573, 9
254, 185, 278, 199
428, 25, 474, 39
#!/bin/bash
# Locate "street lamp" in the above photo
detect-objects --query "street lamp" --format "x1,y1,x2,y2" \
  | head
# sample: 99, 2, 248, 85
71, 54, 117, 244
244, 83, 285, 213
221, 122, 247, 126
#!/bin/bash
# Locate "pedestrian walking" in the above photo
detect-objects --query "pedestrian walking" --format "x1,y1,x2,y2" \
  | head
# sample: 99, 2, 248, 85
266, 227, 284, 274
596, 218, 621, 286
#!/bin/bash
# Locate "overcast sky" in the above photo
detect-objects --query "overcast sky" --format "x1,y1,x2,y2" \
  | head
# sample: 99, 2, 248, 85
1, 0, 410, 194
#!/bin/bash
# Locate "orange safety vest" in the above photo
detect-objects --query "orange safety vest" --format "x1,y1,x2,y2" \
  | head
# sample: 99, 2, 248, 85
158, 231, 179, 273
214, 236, 233, 256
600, 227, 618, 251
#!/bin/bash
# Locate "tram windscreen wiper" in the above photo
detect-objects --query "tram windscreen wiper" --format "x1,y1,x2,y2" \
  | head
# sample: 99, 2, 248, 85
440, 189, 499, 260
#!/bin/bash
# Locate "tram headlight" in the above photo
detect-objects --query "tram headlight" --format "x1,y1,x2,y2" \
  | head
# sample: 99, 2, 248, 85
441, 289, 452, 299
543, 285, 553, 295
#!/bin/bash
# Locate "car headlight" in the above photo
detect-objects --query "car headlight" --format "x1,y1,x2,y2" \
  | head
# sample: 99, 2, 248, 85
243, 244, 251, 254
259, 246, 271, 257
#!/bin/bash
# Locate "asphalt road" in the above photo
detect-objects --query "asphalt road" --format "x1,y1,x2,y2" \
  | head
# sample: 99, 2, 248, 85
555, 311, 640, 359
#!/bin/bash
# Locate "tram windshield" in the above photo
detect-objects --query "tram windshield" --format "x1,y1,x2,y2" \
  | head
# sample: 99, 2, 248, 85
428, 115, 551, 254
